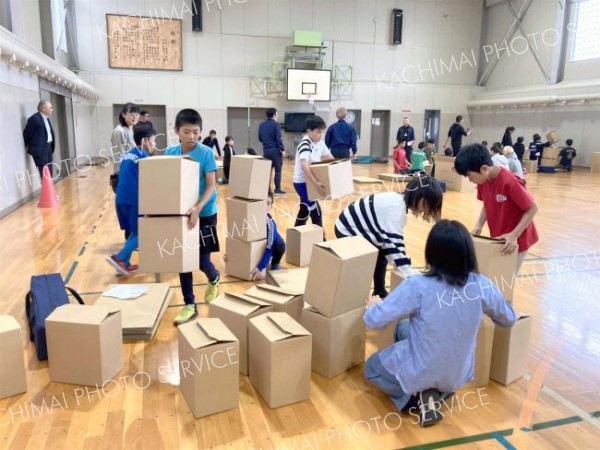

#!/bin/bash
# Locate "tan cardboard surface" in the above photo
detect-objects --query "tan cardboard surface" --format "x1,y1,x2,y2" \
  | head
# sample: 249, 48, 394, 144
226, 197, 267, 242
306, 160, 354, 200
178, 318, 239, 418
462, 316, 494, 389
266, 268, 308, 294
490, 315, 532, 385
286, 225, 323, 267
139, 156, 199, 215
472, 235, 518, 302
225, 237, 267, 280
139, 216, 200, 274
229, 155, 272, 200
0, 316, 27, 399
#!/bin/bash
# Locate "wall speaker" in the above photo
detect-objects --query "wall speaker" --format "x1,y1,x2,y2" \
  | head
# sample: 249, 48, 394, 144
192, 0, 202, 32
392, 9, 403, 45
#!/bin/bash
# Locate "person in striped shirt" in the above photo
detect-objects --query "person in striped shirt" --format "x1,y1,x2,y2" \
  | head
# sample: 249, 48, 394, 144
293, 115, 334, 227
334, 177, 444, 298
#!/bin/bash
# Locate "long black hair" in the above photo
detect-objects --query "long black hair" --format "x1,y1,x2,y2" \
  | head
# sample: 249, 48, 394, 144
403, 177, 443, 222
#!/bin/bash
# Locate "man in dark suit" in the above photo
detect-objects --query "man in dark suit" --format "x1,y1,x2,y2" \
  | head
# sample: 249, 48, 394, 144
396, 117, 416, 163
23, 100, 55, 179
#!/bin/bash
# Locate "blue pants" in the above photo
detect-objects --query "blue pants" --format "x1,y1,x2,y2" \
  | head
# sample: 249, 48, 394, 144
179, 215, 220, 306
365, 319, 411, 411
330, 147, 351, 159
293, 182, 323, 227
270, 235, 286, 266
117, 233, 138, 266
263, 148, 283, 191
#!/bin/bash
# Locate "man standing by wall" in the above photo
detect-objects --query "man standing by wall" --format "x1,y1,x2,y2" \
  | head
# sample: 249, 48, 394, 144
325, 107, 357, 159
396, 117, 415, 162
23, 100, 55, 179
135, 110, 154, 131
259, 108, 286, 196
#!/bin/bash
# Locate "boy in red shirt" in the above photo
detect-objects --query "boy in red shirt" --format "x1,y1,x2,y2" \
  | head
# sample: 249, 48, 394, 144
392, 140, 409, 174
454, 143, 538, 274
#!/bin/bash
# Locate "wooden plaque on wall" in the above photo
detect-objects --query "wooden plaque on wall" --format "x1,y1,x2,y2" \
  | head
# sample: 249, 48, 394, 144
106, 14, 183, 71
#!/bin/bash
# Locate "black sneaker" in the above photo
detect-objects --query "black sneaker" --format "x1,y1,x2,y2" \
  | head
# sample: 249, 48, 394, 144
273, 189, 286, 196
418, 389, 443, 427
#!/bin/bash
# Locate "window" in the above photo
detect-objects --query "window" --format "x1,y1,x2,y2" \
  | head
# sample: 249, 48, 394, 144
571, 0, 600, 62
0, 0, 12, 31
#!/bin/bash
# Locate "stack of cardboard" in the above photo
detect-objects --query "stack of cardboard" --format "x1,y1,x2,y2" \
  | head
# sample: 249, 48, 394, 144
472, 236, 518, 302
434, 156, 476, 192
306, 160, 354, 200
94, 283, 174, 340
138, 156, 200, 273
540, 147, 561, 168
522, 159, 538, 173
266, 267, 309, 289
301, 237, 378, 378
244, 284, 303, 321
286, 224, 323, 267
0, 316, 27, 399
208, 292, 273, 375
225, 156, 271, 280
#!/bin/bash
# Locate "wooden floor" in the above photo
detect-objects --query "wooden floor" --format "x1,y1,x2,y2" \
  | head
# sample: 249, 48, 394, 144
1, 159, 599, 450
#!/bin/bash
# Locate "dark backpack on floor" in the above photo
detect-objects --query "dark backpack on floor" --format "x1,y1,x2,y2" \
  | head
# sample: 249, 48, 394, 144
25, 273, 84, 360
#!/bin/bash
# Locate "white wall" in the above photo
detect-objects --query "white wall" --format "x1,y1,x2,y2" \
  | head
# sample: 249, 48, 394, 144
75, 0, 485, 155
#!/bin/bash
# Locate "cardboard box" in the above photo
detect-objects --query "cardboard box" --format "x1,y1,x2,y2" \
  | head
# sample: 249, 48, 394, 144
472, 235, 518, 302
546, 131, 559, 143
300, 304, 365, 378
540, 157, 559, 167
177, 318, 239, 418
224, 237, 267, 281
139, 156, 199, 215
434, 156, 476, 192
248, 313, 312, 408
266, 268, 309, 292
139, 216, 200, 274
216, 160, 224, 180
286, 225, 323, 267
591, 152, 600, 172
229, 155, 272, 200
542, 147, 561, 159
46, 305, 123, 386
353, 176, 383, 184
522, 159, 538, 173
226, 197, 267, 242
390, 270, 404, 292
490, 315, 532, 385
367, 321, 398, 354
377, 173, 414, 183
462, 316, 495, 389
0, 316, 27, 399
304, 236, 378, 318
245, 284, 303, 321
208, 293, 273, 375
306, 160, 354, 200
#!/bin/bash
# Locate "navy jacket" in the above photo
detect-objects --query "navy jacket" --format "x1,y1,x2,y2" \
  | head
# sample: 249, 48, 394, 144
396, 125, 415, 149
325, 120, 357, 153
23, 112, 55, 157
258, 119, 284, 152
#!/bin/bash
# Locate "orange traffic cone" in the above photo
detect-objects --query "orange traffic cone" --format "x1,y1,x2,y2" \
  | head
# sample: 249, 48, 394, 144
38, 166, 59, 208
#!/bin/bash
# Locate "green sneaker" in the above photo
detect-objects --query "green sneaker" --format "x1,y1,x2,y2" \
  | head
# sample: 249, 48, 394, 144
173, 304, 197, 326
205, 276, 220, 303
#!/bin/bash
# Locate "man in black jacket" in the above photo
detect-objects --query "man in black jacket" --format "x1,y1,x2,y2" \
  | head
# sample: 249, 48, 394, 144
396, 117, 415, 162
23, 100, 56, 179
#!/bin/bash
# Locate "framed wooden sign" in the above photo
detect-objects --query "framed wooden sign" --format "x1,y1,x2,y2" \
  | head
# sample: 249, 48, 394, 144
106, 14, 183, 71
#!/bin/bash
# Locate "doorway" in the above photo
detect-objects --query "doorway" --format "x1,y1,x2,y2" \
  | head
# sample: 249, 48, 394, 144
227, 107, 269, 155
113, 104, 167, 153
370, 110, 391, 158
423, 109, 441, 151
40, 89, 76, 181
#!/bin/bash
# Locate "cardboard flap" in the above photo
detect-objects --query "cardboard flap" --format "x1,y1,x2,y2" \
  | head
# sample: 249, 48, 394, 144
47, 304, 114, 325
291, 224, 323, 234
316, 236, 377, 260
216, 292, 271, 315
193, 319, 238, 348
472, 235, 505, 244
245, 285, 295, 305
234, 155, 265, 161
0, 315, 20, 332
267, 268, 308, 293
265, 313, 311, 341
302, 303, 320, 313
310, 159, 348, 167
139, 155, 196, 163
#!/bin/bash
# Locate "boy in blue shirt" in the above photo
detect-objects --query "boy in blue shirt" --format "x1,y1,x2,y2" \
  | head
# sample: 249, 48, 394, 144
106, 127, 156, 275
165, 109, 220, 325
558, 139, 577, 171
251, 191, 285, 280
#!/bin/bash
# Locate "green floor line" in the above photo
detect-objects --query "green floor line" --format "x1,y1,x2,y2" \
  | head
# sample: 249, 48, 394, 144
64, 261, 78, 285
492, 432, 517, 450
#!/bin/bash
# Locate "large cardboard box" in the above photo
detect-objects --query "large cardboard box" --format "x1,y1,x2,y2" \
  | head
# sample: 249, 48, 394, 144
216, 160, 224, 180
434, 156, 476, 192
139, 156, 199, 215
226, 197, 267, 242
46, 305, 123, 386
390, 270, 404, 292
0, 316, 27, 399
245, 284, 303, 321
306, 160, 354, 200
546, 131, 560, 143
472, 236, 518, 302
591, 152, 600, 172
208, 293, 273, 375
177, 318, 239, 418
490, 315, 532, 385
248, 313, 312, 408
225, 237, 267, 280
542, 147, 561, 159
229, 155, 272, 200
540, 157, 559, 167
139, 216, 200, 274
522, 159, 538, 173
462, 316, 495, 389
304, 237, 378, 318
367, 321, 398, 355
286, 225, 323, 267
300, 305, 365, 378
